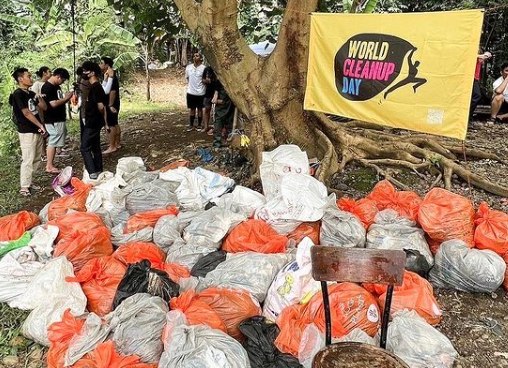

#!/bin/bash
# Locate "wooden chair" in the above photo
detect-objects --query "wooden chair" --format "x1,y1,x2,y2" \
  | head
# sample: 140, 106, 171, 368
310, 246, 409, 368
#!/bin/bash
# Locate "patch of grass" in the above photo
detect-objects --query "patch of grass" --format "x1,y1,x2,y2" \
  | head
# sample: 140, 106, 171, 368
0, 156, 28, 217
344, 168, 378, 192
0, 303, 32, 358
120, 99, 177, 119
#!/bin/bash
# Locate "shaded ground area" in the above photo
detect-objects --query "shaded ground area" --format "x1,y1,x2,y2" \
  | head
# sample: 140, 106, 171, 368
1, 69, 508, 367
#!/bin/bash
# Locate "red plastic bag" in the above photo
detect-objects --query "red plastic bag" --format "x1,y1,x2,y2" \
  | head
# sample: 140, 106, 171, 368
363, 271, 442, 325
54, 226, 113, 271
275, 283, 380, 357
337, 197, 378, 229
222, 219, 288, 253
474, 202, 508, 255
0, 211, 40, 241
160, 160, 190, 172
113, 242, 190, 282
288, 222, 321, 245
170, 290, 227, 332
48, 212, 105, 243
196, 288, 262, 341
418, 188, 475, 254
48, 178, 92, 221
366, 180, 421, 221
66, 256, 127, 316
124, 206, 179, 233
73, 341, 157, 368
47, 309, 85, 368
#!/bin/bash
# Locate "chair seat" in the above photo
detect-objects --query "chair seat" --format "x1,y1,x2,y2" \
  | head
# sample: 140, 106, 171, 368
312, 342, 409, 368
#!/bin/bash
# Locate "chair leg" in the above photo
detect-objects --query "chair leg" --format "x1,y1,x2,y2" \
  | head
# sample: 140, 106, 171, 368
380, 284, 394, 349
321, 281, 332, 346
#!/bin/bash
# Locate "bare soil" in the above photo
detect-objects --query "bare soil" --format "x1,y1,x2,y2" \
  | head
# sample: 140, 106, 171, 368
2, 68, 508, 367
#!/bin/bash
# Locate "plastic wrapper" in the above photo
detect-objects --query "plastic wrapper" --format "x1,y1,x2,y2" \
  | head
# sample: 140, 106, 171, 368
66, 256, 127, 316
429, 240, 505, 293
364, 271, 442, 325
387, 311, 458, 368
211, 185, 267, 217
108, 293, 169, 363
337, 197, 378, 229
474, 201, 508, 255
54, 226, 113, 271
222, 219, 289, 254
196, 287, 262, 341
239, 316, 303, 368
190, 250, 227, 277
259, 144, 310, 200
124, 206, 179, 233
275, 282, 380, 357
263, 238, 320, 321
112, 260, 180, 309
48, 178, 92, 221
366, 180, 422, 221
320, 200, 366, 248
158, 324, 251, 368
197, 252, 294, 303
125, 179, 179, 215
153, 215, 181, 252
418, 188, 475, 253
0, 210, 40, 241
184, 206, 246, 244
366, 209, 434, 268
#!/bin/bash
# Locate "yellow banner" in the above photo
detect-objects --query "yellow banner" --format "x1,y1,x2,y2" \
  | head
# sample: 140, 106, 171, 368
304, 10, 484, 140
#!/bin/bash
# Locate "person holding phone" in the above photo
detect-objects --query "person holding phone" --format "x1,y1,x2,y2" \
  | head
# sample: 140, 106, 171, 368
9, 67, 48, 197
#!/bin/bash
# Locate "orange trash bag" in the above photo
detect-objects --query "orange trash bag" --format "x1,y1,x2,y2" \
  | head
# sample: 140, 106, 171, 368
196, 287, 262, 341
160, 160, 190, 172
47, 309, 85, 368
0, 211, 40, 241
222, 219, 289, 253
337, 197, 378, 229
275, 282, 380, 357
54, 226, 113, 271
48, 212, 105, 243
474, 202, 508, 255
363, 271, 442, 325
73, 341, 157, 368
366, 180, 421, 221
170, 290, 227, 333
288, 222, 321, 245
418, 188, 475, 254
124, 206, 179, 233
48, 178, 92, 221
113, 241, 189, 282
66, 256, 127, 316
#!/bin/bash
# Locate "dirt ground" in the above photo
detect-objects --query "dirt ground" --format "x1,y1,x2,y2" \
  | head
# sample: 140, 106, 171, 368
2, 68, 508, 367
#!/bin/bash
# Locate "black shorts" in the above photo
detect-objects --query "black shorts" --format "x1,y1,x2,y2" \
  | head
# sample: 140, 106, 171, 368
187, 94, 205, 109
500, 100, 508, 115
107, 109, 119, 126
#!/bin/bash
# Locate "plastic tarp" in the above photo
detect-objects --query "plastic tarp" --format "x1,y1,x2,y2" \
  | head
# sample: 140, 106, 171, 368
197, 252, 294, 303
108, 293, 169, 363
263, 238, 320, 321
387, 311, 458, 368
429, 240, 505, 293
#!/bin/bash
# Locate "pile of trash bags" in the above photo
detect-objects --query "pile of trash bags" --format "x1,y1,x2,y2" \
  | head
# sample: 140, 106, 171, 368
2, 144, 508, 368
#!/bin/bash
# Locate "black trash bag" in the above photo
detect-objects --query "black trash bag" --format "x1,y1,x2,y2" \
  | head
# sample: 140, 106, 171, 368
112, 260, 180, 309
238, 316, 303, 368
190, 250, 227, 277
404, 249, 431, 277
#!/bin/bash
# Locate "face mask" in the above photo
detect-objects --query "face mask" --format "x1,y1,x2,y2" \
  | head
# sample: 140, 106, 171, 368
81, 73, 90, 80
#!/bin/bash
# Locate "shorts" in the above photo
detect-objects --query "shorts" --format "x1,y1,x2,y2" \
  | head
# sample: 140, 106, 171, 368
499, 100, 508, 115
204, 97, 213, 108
187, 93, 205, 110
107, 109, 119, 126
46, 122, 67, 147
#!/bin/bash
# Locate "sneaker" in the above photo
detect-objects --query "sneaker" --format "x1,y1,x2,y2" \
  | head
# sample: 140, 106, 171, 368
89, 172, 100, 180
41, 156, 47, 162
196, 126, 203, 132
186, 127, 194, 132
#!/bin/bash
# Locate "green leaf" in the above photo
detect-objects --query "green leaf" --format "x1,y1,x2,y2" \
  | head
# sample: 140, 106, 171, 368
114, 51, 140, 68
0, 13, 32, 27
108, 24, 141, 44
38, 31, 73, 47
363, 0, 379, 13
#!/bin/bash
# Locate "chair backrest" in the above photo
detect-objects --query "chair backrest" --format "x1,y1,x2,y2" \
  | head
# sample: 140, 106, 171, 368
310, 246, 406, 349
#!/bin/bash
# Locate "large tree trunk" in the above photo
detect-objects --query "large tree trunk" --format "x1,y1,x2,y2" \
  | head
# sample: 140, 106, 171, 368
173, 0, 508, 197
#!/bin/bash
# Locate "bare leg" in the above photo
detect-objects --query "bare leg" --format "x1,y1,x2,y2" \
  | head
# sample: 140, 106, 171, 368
203, 105, 211, 130
491, 95, 504, 118
46, 146, 59, 172
115, 125, 122, 149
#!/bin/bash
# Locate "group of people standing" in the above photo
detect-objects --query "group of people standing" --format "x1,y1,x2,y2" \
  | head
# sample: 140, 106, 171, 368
185, 52, 236, 148
9, 57, 121, 196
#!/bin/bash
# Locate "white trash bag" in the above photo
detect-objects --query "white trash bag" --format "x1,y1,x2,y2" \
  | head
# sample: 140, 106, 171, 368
153, 215, 181, 252
184, 206, 246, 244
429, 239, 505, 293
387, 310, 458, 368
165, 237, 217, 269
263, 238, 320, 321
111, 223, 153, 246
320, 197, 366, 248
197, 252, 294, 303
28, 224, 59, 261
211, 186, 266, 217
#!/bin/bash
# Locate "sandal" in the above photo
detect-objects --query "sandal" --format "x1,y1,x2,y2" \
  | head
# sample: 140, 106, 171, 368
46, 168, 61, 174
30, 184, 41, 191
19, 189, 31, 197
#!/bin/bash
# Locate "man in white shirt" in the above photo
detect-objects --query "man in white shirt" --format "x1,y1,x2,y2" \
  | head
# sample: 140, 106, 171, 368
491, 62, 508, 123
185, 53, 206, 131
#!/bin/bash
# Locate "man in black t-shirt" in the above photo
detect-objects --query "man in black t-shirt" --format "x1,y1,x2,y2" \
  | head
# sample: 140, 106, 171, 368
42, 68, 72, 174
100, 56, 121, 154
9, 68, 48, 196
80, 61, 107, 180
202, 66, 217, 135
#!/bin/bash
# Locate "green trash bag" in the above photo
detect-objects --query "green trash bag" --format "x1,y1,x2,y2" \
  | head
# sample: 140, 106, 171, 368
0, 232, 32, 257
